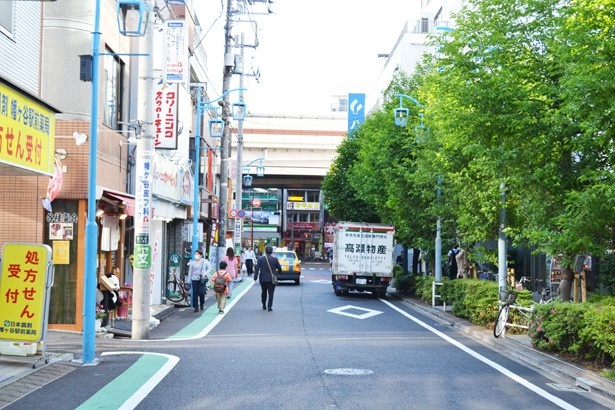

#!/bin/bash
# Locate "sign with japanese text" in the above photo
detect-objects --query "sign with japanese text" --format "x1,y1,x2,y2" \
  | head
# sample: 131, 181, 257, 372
0, 82, 55, 176
289, 221, 321, 231
134, 244, 152, 269
286, 201, 320, 211
135, 148, 153, 239
153, 83, 178, 149
0, 243, 52, 343
347, 93, 365, 135
163, 20, 188, 84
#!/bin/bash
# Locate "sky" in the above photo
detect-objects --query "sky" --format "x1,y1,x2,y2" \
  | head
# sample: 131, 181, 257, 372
196, 0, 421, 115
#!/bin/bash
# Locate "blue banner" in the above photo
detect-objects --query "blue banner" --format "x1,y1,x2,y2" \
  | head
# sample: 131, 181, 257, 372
347, 93, 365, 135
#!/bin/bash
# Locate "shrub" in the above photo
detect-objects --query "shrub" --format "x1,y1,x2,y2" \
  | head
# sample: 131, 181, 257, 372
415, 275, 435, 301
577, 304, 615, 366
457, 280, 500, 326
530, 303, 587, 353
394, 270, 416, 295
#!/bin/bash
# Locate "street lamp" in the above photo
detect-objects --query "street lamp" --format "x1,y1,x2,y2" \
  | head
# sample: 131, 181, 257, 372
191, 87, 246, 263
116, 0, 149, 37
83, 0, 154, 363
393, 93, 443, 281
394, 93, 423, 127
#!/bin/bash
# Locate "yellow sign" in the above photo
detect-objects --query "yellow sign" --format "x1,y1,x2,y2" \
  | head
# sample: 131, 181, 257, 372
0, 243, 52, 342
0, 82, 55, 176
52, 240, 70, 264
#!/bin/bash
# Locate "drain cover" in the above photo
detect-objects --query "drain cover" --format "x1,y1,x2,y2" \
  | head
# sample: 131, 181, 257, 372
324, 368, 373, 375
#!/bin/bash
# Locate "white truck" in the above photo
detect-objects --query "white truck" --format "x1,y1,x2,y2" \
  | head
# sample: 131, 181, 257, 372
331, 222, 395, 298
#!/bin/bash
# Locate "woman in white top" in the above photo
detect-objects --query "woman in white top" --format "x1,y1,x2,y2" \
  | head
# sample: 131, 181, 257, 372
244, 247, 256, 276
188, 250, 211, 312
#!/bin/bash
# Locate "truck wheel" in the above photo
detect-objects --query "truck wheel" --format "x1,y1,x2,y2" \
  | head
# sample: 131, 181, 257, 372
295, 278, 300, 285
335, 289, 342, 296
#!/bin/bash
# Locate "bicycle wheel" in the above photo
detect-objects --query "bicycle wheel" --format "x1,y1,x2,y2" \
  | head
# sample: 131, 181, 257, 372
166, 280, 186, 303
494, 305, 510, 338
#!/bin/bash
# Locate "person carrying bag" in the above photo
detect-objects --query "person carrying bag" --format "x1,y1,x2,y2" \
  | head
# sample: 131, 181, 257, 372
188, 250, 210, 312
254, 246, 282, 311
212, 261, 232, 314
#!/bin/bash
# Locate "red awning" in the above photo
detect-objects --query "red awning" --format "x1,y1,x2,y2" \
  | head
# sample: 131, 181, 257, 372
103, 191, 135, 216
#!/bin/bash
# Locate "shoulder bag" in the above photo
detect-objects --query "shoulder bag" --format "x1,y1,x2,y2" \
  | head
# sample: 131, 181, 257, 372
264, 256, 278, 285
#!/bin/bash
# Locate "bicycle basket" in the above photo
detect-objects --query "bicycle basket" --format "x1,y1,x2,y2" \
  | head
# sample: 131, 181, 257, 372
500, 289, 518, 304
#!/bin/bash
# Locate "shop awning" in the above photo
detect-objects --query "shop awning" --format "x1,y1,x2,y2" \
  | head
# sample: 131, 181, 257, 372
102, 191, 135, 216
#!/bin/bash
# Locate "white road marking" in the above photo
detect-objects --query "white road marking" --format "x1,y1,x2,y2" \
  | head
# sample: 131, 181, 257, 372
381, 299, 579, 410
327, 305, 383, 319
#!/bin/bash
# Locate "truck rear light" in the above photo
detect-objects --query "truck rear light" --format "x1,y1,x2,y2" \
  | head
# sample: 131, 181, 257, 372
337, 275, 348, 280
381, 277, 391, 283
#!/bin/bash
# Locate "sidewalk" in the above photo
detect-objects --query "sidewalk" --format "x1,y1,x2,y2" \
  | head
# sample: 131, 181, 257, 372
394, 292, 615, 404
0, 303, 176, 391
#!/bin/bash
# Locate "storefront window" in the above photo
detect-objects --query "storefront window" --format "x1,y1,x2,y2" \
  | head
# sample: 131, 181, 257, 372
103, 49, 124, 129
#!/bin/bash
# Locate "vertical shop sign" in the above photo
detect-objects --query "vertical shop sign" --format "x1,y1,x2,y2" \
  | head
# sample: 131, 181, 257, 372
0, 243, 53, 343
153, 83, 178, 149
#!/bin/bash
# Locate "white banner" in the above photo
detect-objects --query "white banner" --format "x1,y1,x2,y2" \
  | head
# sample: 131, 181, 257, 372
163, 20, 188, 84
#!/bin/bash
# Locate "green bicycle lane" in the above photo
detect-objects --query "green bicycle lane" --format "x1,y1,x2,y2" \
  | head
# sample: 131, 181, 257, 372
76, 278, 256, 409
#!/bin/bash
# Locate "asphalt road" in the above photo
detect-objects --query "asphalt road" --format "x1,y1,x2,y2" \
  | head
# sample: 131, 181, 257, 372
3, 264, 613, 409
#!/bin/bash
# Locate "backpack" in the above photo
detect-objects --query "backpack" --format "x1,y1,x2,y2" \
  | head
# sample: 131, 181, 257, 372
213, 271, 227, 293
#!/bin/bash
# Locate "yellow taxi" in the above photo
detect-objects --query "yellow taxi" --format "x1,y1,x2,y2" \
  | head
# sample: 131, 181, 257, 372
273, 249, 301, 285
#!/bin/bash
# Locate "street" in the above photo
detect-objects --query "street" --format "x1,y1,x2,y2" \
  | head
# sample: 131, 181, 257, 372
3, 264, 612, 410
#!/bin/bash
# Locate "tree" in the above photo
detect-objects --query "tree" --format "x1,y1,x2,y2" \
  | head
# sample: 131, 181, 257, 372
418, 0, 615, 298
321, 135, 380, 223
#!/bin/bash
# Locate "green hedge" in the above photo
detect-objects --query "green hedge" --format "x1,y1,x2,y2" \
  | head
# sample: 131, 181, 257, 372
407, 277, 615, 367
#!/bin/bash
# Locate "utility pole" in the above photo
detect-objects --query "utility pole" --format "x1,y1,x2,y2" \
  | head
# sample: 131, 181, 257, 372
234, 33, 246, 250
217, 0, 234, 263
132, 0, 155, 340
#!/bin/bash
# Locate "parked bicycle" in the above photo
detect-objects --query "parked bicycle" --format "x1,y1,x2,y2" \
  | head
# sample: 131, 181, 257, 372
166, 271, 190, 304
493, 288, 535, 338
516, 276, 558, 304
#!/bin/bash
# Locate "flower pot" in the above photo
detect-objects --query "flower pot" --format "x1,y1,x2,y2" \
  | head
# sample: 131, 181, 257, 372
95, 318, 102, 332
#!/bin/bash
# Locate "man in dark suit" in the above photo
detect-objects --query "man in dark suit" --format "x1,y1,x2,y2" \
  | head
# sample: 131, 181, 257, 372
254, 246, 282, 311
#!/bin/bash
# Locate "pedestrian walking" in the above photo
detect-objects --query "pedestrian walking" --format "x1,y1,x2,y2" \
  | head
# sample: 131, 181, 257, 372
254, 245, 282, 311
212, 261, 232, 314
448, 246, 459, 280
244, 246, 256, 276
222, 247, 238, 298
188, 250, 211, 312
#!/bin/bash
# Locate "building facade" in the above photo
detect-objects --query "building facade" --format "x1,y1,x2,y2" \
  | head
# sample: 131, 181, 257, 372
0, 0, 221, 333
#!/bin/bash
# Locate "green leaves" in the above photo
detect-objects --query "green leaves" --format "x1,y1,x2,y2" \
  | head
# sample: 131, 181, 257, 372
324, 0, 615, 264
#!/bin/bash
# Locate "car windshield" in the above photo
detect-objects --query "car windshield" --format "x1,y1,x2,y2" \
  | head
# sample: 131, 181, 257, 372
275, 252, 295, 262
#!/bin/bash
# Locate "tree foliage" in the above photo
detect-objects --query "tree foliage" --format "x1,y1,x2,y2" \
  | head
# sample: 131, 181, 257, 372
321, 135, 380, 223
323, 0, 615, 278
